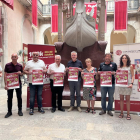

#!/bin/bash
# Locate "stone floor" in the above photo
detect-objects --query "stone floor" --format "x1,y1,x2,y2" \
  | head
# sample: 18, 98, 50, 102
0, 85, 140, 140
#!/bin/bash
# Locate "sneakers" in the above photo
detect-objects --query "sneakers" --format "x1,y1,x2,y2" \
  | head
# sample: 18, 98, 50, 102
77, 107, 82, 112
29, 109, 34, 115
68, 106, 74, 112
107, 111, 113, 116
99, 110, 106, 115
5, 112, 12, 118
18, 110, 23, 116
38, 108, 45, 114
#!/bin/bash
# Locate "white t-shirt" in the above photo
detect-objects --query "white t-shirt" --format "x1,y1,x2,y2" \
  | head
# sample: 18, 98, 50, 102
24, 59, 46, 83
47, 63, 65, 80
0, 65, 2, 72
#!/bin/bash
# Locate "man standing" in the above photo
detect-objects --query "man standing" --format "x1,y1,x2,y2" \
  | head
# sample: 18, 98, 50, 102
98, 53, 117, 116
4, 53, 23, 118
24, 52, 47, 115
47, 55, 65, 113
66, 51, 83, 112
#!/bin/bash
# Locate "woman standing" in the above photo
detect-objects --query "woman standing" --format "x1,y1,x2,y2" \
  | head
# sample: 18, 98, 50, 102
81, 58, 98, 114
116, 54, 134, 120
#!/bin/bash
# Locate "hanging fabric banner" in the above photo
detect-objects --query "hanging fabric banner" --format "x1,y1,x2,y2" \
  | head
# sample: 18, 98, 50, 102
114, 0, 128, 32
0, 0, 13, 10
32, 0, 38, 28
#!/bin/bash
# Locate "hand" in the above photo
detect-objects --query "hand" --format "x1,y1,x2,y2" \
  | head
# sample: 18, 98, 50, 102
128, 84, 133, 88
28, 71, 32, 75
0, 73, 2, 77
78, 68, 82, 72
81, 72, 84, 76
111, 71, 115, 75
50, 70, 55, 75
98, 71, 100, 75
43, 70, 47, 74
95, 72, 98, 75
65, 67, 69, 72
17, 71, 21, 75
5, 86, 8, 90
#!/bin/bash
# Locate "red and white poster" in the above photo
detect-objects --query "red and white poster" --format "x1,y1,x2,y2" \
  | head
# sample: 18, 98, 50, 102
100, 71, 112, 87
137, 74, 140, 92
68, 67, 78, 81
32, 69, 43, 85
53, 72, 64, 86
114, 43, 140, 113
27, 44, 55, 108
83, 73, 95, 87
116, 70, 128, 87
6, 73, 19, 89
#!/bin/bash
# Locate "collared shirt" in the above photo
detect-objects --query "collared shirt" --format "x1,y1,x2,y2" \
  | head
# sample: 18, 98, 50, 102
67, 59, 83, 78
47, 63, 65, 80
4, 62, 23, 83
24, 59, 46, 83
98, 62, 117, 84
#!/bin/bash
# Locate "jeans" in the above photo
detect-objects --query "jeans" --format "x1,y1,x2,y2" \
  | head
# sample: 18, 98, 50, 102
69, 79, 81, 107
50, 79, 64, 108
7, 84, 22, 112
29, 83, 43, 109
100, 84, 115, 111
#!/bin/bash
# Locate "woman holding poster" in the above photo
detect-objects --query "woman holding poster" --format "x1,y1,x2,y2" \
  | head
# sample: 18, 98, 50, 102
81, 58, 98, 114
116, 54, 134, 120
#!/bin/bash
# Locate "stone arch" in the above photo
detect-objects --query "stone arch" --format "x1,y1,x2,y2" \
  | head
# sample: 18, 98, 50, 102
43, 27, 53, 44
110, 24, 136, 53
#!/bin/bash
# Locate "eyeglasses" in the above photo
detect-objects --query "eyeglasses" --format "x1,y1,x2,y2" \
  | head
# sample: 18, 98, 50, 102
33, 54, 39, 56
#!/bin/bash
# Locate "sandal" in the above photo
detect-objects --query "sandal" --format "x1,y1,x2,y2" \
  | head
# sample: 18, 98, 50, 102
91, 109, 96, 114
127, 114, 131, 120
85, 108, 90, 113
119, 113, 124, 118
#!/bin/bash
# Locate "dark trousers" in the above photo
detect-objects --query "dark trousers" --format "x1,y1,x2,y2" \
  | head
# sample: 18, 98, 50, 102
29, 83, 43, 109
7, 85, 22, 112
50, 79, 64, 108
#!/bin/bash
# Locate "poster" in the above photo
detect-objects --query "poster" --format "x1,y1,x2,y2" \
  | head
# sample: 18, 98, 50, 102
116, 70, 128, 87
68, 67, 78, 81
27, 44, 55, 108
114, 43, 140, 112
137, 74, 140, 92
53, 72, 64, 86
32, 69, 43, 85
6, 72, 19, 89
100, 71, 112, 87
83, 72, 94, 87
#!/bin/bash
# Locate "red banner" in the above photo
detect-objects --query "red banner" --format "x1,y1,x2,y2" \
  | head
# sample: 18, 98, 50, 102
27, 44, 55, 108
137, 74, 140, 92
51, 4, 58, 33
53, 72, 64, 86
0, 0, 13, 10
32, 0, 38, 28
83, 73, 95, 87
100, 71, 112, 87
6, 72, 19, 89
32, 69, 43, 85
116, 70, 128, 87
68, 67, 78, 81
114, 0, 128, 31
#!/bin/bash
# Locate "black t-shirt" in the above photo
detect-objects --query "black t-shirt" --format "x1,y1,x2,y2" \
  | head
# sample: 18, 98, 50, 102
67, 59, 83, 78
98, 62, 117, 84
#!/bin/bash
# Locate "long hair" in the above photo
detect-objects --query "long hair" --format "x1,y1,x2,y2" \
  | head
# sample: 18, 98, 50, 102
120, 54, 131, 68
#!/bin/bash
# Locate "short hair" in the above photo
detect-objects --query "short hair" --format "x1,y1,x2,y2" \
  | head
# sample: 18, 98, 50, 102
85, 58, 92, 64
71, 51, 77, 55
120, 54, 131, 67
105, 53, 112, 58
55, 55, 61, 59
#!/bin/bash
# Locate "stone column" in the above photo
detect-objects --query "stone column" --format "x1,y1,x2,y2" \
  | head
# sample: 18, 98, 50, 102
98, 0, 105, 41
58, 0, 63, 42
63, 11, 67, 40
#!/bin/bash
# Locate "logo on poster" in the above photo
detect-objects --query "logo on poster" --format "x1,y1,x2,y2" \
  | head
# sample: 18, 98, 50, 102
116, 50, 122, 56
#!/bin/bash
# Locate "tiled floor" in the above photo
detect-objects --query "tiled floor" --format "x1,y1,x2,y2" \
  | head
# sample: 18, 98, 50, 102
0, 85, 140, 140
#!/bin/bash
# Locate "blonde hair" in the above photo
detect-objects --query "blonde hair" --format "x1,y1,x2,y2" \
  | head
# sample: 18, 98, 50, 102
85, 58, 92, 64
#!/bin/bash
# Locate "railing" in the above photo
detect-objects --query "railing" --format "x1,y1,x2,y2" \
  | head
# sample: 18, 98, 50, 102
43, 4, 51, 16
107, 0, 139, 12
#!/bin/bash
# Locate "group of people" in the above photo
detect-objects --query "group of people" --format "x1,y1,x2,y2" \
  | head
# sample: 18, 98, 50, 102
0, 51, 134, 120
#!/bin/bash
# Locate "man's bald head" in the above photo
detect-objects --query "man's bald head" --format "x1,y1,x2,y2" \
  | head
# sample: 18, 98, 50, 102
32, 52, 39, 62
11, 53, 18, 63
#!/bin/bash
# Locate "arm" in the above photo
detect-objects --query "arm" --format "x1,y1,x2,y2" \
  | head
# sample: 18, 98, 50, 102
128, 65, 134, 88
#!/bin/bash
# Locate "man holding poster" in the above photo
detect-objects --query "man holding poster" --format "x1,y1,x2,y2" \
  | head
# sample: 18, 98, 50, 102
47, 55, 65, 113
24, 52, 47, 115
66, 51, 83, 112
4, 54, 23, 118
98, 53, 117, 116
